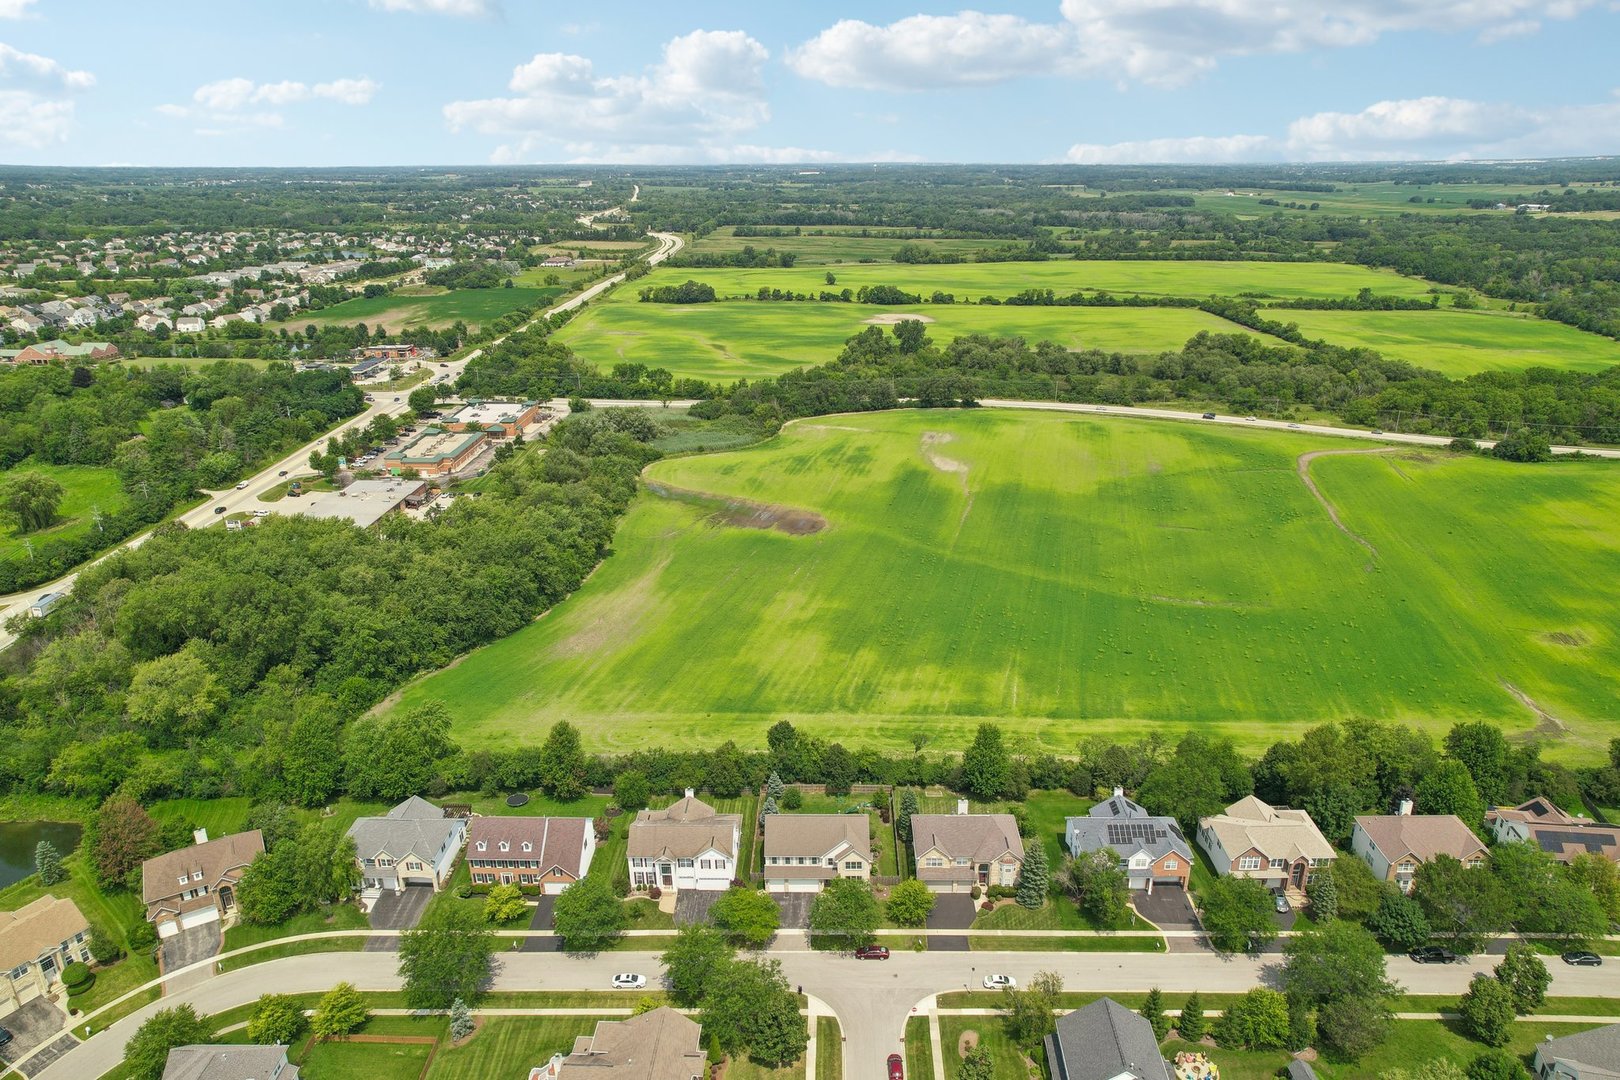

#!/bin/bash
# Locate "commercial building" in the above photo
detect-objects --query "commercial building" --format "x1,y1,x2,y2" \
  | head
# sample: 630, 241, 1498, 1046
444, 399, 542, 437
141, 829, 264, 939
384, 426, 486, 477
626, 791, 740, 895
0, 895, 91, 1018
293, 479, 428, 528
467, 817, 595, 893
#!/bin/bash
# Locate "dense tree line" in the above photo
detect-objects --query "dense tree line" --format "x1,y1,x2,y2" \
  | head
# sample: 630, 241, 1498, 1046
637, 280, 717, 304
662, 245, 797, 268
0, 411, 658, 805
424, 261, 507, 289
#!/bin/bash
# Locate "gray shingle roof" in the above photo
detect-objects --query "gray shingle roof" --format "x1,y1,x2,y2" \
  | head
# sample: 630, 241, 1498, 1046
1536, 1023, 1620, 1077
347, 797, 459, 862
1046, 998, 1171, 1080
1069, 797, 1190, 864
558, 1006, 707, 1078
762, 814, 871, 864
162, 1044, 297, 1080
1286, 1060, 1320, 1080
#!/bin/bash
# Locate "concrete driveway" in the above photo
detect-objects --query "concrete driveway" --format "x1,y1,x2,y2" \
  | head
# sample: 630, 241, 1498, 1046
365, 884, 433, 952
674, 890, 722, 927
160, 922, 221, 977
0, 998, 67, 1069
926, 893, 976, 952
773, 894, 814, 931
520, 897, 558, 953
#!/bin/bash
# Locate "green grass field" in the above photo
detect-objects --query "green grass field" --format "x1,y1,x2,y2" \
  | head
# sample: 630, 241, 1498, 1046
557, 295, 1255, 382
426, 1016, 598, 1080
0, 461, 129, 562
388, 409, 1620, 759
1274, 307, 1620, 376
288, 285, 556, 331
641, 259, 1437, 302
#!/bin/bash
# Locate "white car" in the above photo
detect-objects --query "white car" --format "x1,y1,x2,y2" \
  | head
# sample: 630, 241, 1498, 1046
611, 973, 647, 990
253, 509, 270, 518
982, 974, 1016, 990
235, 481, 248, 490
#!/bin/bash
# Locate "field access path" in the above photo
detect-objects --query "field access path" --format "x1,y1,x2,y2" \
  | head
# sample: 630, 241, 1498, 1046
0, 229, 683, 651
29, 940, 1620, 1080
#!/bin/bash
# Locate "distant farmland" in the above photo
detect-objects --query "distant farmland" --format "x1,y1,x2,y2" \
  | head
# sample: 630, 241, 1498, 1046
1278, 307, 1620, 376
556, 295, 1257, 382
291, 285, 558, 331
388, 409, 1620, 759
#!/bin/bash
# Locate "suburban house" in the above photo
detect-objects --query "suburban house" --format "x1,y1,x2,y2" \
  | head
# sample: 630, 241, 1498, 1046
1486, 797, 1620, 864
910, 807, 1025, 893
1532, 1022, 1620, 1079
626, 791, 740, 895
467, 816, 595, 894
1197, 795, 1335, 892
163, 1044, 299, 1080
175, 316, 207, 334
347, 796, 466, 894
1045, 997, 1172, 1080
1351, 806, 1487, 893
761, 814, 872, 892
0, 895, 90, 1018
1066, 788, 1191, 894
141, 829, 265, 939
532, 1006, 706, 1079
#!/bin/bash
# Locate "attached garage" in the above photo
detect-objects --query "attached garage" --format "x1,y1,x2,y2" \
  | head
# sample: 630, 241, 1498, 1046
156, 905, 220, 938
543, 880, 570, 896
767, 879, 822, 894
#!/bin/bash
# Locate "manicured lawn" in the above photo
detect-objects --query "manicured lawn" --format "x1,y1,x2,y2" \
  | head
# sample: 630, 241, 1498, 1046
817, 1015, 843, 1080
968, 934, 1163, 952
149, 797, 252, 839
221, 902, 369, 950
1159, 1038, 1281, 1080
388, 409, 1620, 760
426, 1016, 599, 1080
0, 461, 129, 561
937, 1016, 1046, 1080
906, 1016, 938, 1080
215, 935, 367, 972
297, 1036, 434, 1080
726, 1055, 807, 1079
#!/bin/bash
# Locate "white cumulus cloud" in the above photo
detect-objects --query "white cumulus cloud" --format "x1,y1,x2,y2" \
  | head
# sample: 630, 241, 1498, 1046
789, 1, 1606, 90
0, 43, 92, 151
1065, 134, 1273, 163
0, 0, 37, 17
0, 42, 93, 90
445, 29, 783, 163
192, 76, 378, 110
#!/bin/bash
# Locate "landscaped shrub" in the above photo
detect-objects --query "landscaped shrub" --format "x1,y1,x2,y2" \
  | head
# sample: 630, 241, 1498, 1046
129, 922, 158, 952
87, 927, 124, 965
781, 788, 803, 810
62, 962, 94, 995
648, 886, 663, 900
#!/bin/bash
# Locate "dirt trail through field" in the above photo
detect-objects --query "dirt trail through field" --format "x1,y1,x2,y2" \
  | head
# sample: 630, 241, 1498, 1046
1502, 680, 1570, 738
922, 431, 974, 529
1296, 447, 1397, 570
863, 312, 936, 325
644, 479, 826, 535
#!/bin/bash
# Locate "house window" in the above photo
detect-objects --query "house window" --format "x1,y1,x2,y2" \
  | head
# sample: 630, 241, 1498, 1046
955, 857, 970, 866
192, 871, 203, 882
406, 861, 422, 871
8, 963, 27, 980
1238, 856, 1262, 871
1465, 858, 1483, 870
377, 858, 395, 868
924, 857, 945, 868
1164, 859, 1179, 871
475, 842, 486, 852
826, 859, 837, 868
498, 842, 509, 853
177, 876, 190, 886
678, 858, 694, 868
1269, 859, 1286, 869
844, 861, 863, 871
521, 842, 532, 853
1397, 861, 1415, 874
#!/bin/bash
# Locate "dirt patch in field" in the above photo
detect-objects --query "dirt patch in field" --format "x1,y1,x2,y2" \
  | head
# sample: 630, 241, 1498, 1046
546, 552, 673, 660
863, 312, 936, 325
921, 431, 969, 475
644, 480, 826, 536
1150, 594, 1243, 610
1543, 631, 1589, 647
1502, 680, 1570, 739
1296, 448, 1398, 571
958, 1030, 980, 1057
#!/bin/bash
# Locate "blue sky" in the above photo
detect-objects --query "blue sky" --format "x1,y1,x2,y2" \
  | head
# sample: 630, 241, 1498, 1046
2, 0, 1617, 166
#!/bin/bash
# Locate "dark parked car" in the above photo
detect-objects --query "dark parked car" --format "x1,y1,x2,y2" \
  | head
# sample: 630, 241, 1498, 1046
855, 945, 890, 960
213, 506, 227, 514
1409, 946, 1465, 964
887, 1053, 904, 1080
0, 1026, 12, 1047
1562, 951, 1602, 966
1202, 412, 1217, 419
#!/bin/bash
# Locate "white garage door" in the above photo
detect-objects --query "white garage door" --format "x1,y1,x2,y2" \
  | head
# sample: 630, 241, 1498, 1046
157, 918, 181, 939
784, 879, 820, 894
178, 906, 220, 931
543, 881, 568, 895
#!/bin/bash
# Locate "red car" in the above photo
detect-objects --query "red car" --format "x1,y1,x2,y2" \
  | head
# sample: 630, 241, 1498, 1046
887, 1053, 904, 1079
855, 945, 890, 960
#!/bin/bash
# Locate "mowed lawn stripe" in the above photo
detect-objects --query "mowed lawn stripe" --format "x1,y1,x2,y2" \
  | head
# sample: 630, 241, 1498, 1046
386, 410, 1620, 756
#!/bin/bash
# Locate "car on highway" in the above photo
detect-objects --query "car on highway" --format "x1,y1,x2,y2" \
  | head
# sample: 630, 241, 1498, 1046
611, 973, 647, 990
1371, 428, 1384, 434
440, 362, 449, 367
855, 945, 890, 960
1245, 415, 1257, 421
235, 480, 249, 489
1562, 951, 1602, 966
1409, 946, 1465, 964
1273, 893, 1290, 913
278, 470, 288, 477
1202, 412, 1216, 420
1287, 423, 1301, 429
982, 974, 1016, 990
213, 506, 227, 515
888, 1052, 904, 1079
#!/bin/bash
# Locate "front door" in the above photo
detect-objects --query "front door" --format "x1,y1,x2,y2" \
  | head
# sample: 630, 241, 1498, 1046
660, 863, 674, 887
219, 884, 235, 912
1291, 862, 1306, 888
501, 873, 513, 885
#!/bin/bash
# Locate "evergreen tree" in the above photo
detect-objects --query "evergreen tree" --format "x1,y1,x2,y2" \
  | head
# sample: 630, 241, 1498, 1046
897, 790, 920, 845
537, 720, 587, 801
1141, 987, 1170, 1041
34, 840, 64, 886
762, 795, 778, 816
1306, 868, 1339, 922
1178, 993, 1206, 1042
959, 1044, 995, 1080
449, 998, 475, 1041
961, 724, 1010, 800
1016, 841, 1049, 909
765, 771, 785, 801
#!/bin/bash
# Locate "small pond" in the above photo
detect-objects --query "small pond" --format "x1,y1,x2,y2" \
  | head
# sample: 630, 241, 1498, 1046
0, 820, 83, 890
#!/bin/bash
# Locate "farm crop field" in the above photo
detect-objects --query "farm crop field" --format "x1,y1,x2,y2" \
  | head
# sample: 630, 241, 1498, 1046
1278, 307, 1620, 376
0, 462, 129, 562
659, 258, 1439, 302
389, 409, 1620, 759
556, 293, 1254, 382
290, 284, 557, 331
685, 226, 1029, 264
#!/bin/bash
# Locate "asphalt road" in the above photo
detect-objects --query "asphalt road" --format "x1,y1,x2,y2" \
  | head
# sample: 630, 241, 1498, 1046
0, 229, 683, 649
34, 945, 1616, 1080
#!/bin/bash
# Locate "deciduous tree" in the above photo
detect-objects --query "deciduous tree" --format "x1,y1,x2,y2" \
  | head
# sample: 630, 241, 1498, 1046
246, 994, 307, 1044
1493, 943, 1550, 1015
1201, 876, 1277, 954
1457, 974, 1515, 1047
808, 878, 879, 945
398, 904, 497, 1009
961, 724, 1010, 800
886, 879, 936, 928
660, 925, 733, 1008
552, 874, 627, 953
311, 982, 370, 1037
0, 471, 64, 533
711, 886, 780, 949
124, 1005, 214, 1080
